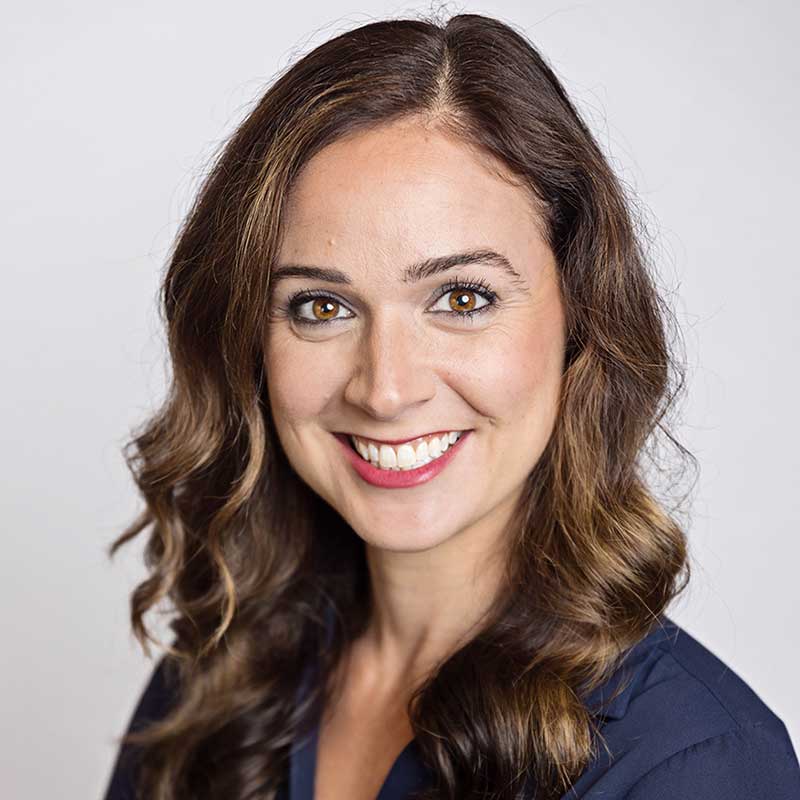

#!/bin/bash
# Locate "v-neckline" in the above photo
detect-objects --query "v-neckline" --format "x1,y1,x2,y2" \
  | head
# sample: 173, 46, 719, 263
288, 601, 434, 799
308, 723, 421, 799
289, 700, 428, 799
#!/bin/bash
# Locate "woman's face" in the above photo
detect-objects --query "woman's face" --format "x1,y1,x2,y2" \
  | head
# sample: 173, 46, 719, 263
264, 117, 566, 555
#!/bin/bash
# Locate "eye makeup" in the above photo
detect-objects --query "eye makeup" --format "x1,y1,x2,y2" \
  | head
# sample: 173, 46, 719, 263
271, 274, 500, 328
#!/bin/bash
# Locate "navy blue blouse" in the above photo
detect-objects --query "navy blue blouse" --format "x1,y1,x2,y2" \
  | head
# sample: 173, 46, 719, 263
103, 614, 800, 799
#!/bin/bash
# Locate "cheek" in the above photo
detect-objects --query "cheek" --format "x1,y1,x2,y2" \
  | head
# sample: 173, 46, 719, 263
264, 339, 342, 491
264, 335, 341, 425
442, 316, 565, 426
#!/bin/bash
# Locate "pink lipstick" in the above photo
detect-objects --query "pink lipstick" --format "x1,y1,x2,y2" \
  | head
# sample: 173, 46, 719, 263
333, 431, 472, 489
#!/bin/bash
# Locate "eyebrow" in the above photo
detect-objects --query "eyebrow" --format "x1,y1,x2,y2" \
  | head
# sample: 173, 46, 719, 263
269, 248, 527, 287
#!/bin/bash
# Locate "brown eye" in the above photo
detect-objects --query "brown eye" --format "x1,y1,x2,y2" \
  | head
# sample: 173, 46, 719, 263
448, 290, 477, 312
429, 283, 493, 319
286, 292, 354, 326
312, 298, 340, 320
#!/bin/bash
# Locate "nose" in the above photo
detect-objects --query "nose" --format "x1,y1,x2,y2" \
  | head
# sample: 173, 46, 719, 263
342, 309, 436, 420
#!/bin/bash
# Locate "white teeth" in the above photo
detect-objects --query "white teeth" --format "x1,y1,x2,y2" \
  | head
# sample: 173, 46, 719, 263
396, 444, 416, 468
349, 431, 464, 471
379, 444, 397, 469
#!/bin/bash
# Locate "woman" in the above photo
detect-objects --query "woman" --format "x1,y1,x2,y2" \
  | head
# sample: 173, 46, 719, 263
102, 12, 800, 800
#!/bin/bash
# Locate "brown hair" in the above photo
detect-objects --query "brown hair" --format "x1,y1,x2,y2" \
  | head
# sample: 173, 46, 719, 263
108, 11, 694, 799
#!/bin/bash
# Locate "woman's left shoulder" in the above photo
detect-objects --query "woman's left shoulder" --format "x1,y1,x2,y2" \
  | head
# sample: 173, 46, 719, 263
572, 617, 800, 799
620, 719, 800, 799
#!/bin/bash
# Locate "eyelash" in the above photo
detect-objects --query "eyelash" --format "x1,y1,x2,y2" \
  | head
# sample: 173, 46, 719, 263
281, 277, 499, 328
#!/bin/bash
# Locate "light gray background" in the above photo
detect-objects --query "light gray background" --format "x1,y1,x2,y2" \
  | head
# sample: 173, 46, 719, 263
2, 1, 797, 797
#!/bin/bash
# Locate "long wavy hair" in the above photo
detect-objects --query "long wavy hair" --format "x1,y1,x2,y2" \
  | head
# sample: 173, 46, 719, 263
108, 11, 695, 800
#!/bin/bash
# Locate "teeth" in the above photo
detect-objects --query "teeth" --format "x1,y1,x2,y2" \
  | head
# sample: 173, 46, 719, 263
396, 444, 416, 468
356, 440, 370, 460
349, 431, 464, 471
378, 445, 397, 469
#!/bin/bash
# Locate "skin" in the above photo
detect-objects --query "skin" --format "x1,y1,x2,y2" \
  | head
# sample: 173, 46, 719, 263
264, 116, 567, 701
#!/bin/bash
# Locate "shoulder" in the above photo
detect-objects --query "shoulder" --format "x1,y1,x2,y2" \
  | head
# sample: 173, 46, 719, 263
130, 656, 179, 723
573, 617, 800, 799
102, 656, 179, 800
622, 721, 800, 800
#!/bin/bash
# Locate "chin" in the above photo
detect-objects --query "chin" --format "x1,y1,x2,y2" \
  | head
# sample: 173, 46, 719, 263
348, 516, 457, 553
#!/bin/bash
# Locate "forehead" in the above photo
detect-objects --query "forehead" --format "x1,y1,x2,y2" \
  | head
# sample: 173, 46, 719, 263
277, 118, 548, 278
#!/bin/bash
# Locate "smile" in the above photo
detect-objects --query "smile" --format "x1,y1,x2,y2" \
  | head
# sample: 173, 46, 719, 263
349, 430, 464, 470
332, 430, 473, 489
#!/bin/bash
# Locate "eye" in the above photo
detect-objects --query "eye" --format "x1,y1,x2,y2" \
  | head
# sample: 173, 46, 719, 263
430, 287, 491, 315
287, 292, 355, 325
280, 276, 498, 329
428, 278, 497, 321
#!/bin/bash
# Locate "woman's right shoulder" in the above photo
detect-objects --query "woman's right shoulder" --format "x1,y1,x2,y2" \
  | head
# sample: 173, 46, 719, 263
129, 656, 180, 725
102, 656, 180, 800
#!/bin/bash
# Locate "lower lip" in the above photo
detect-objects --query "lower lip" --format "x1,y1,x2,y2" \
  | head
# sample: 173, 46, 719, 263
334, 431, 472, 489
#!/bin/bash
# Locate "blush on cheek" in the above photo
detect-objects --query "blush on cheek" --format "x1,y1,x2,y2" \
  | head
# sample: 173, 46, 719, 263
463, 322, 565, 427
265, 338, 343, 419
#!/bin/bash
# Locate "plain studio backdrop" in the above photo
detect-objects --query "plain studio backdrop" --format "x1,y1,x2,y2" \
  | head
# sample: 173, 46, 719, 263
2, 1, 797, 797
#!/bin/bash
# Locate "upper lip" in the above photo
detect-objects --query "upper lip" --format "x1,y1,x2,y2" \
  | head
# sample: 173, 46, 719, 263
336, 429, 468, 446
